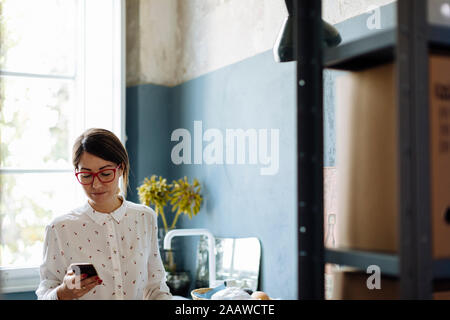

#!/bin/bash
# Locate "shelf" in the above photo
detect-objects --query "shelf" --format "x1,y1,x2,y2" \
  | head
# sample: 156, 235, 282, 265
429, 25, 450, 49
433, 259, 450, 279
324, 29, 396, 71
323, 25, 450, 71
298, 1, 447, 299
325, 248, 399, 276
326, 249, 450, 281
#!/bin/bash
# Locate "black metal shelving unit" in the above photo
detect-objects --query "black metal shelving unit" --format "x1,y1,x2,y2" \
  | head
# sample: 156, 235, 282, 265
296, 0, 324, 300
324, 29, 396, 71
296, 0, 450, 299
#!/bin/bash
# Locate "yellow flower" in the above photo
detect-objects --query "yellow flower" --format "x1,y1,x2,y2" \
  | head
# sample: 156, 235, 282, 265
137, 175, 203, 273
137, 175, 203, 232
137, 175, 172, 233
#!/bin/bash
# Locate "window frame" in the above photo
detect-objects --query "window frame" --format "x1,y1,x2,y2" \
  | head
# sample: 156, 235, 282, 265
0, 0, 126, 295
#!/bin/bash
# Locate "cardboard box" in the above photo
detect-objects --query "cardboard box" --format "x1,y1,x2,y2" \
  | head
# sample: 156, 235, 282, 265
430, 54, 450, 258
329, 269, 450, 300
335, 63, 399, 253
329, 269, 399, 300
335, 55, 450, 257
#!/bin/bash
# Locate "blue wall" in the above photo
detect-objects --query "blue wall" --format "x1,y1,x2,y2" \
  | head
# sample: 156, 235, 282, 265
127, 51, 298, 299
126, 84, 172, 199
170, 51, 298, 299
1, 292, 36, 300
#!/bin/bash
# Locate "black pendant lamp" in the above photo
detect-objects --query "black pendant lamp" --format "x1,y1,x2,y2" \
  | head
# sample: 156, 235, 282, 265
273, 0, 342, 62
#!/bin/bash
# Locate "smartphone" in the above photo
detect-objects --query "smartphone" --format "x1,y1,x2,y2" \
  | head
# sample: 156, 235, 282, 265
71, 263, 98, 278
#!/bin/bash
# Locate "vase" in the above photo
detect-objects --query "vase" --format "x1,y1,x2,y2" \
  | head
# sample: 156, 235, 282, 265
195, 235, 210, 289
158, 229, 177, 272
158, 229, 192, 297
166, 271, 191, 297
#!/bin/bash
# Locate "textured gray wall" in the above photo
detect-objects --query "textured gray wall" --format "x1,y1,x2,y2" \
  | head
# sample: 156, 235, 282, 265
126, 0, 396, 87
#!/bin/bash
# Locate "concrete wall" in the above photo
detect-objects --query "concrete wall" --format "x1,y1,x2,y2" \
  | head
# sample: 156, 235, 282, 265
126, 0, 180, 86
126, 0, 396, 87
323, 0, 396, 24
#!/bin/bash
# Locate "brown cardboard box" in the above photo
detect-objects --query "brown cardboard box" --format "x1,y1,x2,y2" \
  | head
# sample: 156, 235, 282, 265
329, 269, 450, 300
335, 56, 450, 257
330, 269, 399, 300
336, 63, 399, 253
429, 54, 450, 259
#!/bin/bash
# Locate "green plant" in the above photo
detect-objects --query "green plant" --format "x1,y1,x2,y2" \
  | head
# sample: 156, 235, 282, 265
137, 175, 203, 234
169, 176, 202, 227
137, 175, 173, 233
137, 175, 203, 272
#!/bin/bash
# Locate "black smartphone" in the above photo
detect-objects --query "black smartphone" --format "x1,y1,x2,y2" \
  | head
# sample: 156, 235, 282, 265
71, 263, 98, 278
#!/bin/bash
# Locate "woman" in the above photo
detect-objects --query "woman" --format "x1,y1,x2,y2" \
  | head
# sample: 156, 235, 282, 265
35, 128, 172, 300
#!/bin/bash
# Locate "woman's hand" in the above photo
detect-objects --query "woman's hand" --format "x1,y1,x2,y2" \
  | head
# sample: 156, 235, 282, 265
56, 269, 102, 300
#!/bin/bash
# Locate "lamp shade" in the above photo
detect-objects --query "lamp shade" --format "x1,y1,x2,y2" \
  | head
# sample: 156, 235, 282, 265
273, 0, 342, 63
273, 15, 294, 63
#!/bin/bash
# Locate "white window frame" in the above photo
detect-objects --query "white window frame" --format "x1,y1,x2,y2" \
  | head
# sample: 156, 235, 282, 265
0, 0, 126, 295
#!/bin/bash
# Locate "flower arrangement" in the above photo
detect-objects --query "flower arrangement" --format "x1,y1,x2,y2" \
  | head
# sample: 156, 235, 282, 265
137, 175, 203, 233
137, 175, 203, 272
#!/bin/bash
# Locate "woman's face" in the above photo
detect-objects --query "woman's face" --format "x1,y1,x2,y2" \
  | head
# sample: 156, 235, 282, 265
77, 152, 123, 206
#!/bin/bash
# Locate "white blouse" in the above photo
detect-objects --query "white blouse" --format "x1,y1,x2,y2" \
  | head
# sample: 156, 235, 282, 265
35, 197, 172, 300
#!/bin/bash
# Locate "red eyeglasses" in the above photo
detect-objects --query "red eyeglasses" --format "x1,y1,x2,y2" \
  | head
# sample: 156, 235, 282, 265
75, 164, 121, 185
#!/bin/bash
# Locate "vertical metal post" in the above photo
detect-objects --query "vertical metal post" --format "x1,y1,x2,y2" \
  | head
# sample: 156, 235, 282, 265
397, 0, 433, 299
295, 0, 324, 300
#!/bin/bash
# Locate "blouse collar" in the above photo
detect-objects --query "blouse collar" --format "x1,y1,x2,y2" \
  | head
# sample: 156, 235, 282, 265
83, 195, 127, 225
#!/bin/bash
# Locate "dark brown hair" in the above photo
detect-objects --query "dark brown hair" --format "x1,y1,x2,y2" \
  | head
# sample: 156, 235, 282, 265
72, 128, 130, 196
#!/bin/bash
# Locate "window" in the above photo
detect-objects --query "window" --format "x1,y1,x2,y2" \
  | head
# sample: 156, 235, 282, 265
0, 0, 125, 292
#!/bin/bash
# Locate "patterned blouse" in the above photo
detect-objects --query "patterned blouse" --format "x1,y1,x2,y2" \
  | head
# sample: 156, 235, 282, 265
35, 196, 172, 300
